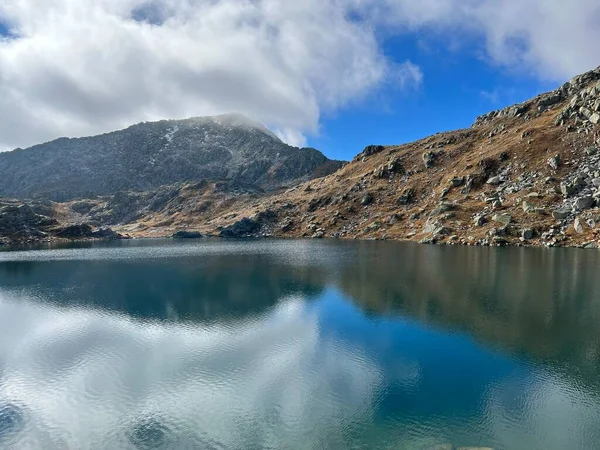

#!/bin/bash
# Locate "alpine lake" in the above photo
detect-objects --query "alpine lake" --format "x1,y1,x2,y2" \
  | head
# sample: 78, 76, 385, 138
0, 239, 599, 449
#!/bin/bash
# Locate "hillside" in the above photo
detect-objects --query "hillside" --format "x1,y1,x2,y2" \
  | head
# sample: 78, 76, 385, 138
0, 113, 344, 201
95, 66, 600, 249
2, 66, 600, 248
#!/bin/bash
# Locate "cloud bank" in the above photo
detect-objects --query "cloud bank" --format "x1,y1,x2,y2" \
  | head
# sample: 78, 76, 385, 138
0, 0, 598, 150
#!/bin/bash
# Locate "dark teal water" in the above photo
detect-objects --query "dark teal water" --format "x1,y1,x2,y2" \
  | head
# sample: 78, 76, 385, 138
0, 239, 599, 449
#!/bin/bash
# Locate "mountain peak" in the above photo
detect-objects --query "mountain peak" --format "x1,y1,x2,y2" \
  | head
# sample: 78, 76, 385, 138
187, 113, 282, 143
0, 115, 343, 200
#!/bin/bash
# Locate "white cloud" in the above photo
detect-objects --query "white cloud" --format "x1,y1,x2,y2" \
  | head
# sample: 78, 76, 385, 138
0, 294, 384, 448
353, 0, 600, 80
0, 0, 598, 151
0, 0, 414, 150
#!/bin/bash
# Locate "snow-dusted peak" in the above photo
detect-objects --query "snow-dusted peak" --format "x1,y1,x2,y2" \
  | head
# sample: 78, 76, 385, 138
200, 113, 281, 142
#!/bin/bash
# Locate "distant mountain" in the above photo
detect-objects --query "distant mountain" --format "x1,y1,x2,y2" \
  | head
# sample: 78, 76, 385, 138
0, 113, 344, 201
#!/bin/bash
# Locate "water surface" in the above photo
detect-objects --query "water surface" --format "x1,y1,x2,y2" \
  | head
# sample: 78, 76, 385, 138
0, 239, 599, 449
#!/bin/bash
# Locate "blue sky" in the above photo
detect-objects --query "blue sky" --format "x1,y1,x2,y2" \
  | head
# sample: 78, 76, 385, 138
0, 1, 598, 157
310, 38, 559, 160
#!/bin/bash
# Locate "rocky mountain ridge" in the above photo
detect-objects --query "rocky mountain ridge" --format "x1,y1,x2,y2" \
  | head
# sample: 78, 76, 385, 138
0, 113, 343, 201
97, 65, 600, 249
2, 66, 600, 248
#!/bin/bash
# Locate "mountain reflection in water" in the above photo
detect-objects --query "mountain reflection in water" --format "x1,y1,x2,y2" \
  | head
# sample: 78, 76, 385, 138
0, 239, 598, 449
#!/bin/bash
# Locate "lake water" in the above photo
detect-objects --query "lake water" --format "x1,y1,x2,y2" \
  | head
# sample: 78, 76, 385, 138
0, 239, 599, 449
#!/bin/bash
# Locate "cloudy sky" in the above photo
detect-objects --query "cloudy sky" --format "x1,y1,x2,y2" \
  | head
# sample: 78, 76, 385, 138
0, 0, 599, 159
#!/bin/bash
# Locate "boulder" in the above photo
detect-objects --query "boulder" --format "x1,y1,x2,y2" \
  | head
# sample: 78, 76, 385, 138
522, 201, 535, 213
55, 223, 94, 239
574, 217, 584, 234
547, 154, 560, 170
575, 196, 595, 210
433, 226, 452, 236
474, 214, 487, 226
590, 112, 600, 124
361, 193, 374, 205
422, 151, 436, 168
491, 213, 511, 226
451, 177, 465, 187
552, 209, 570, 220
521, 229, 534, 240
220, 217, 261, 238
486, 176, 501, 185
397, 188, 416, 205
172, 230, 203, 239
560, 182, 577, 196
492, 236, 508, 245
361, 145, 385, 157
430, 202, 456, 216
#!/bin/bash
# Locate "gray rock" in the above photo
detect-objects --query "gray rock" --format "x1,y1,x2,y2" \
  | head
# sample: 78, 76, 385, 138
590, 112, 600, 124
397, 188, 416, 205
547, 154, 560, 170
474, 214, 487, 226
492, 236, 508, 245
580, 106, 593, 119
584, 242, 598, 249
521, 229, 534, 240
422, 151, 436, 168
361, 193, 374, 206
560, 182, 577, 196
574, 217, 584, 234
423, 221, 438, 234
575, 196, 595, 210
451, 177, 465, 187
171, 230, 202, 239
522, 201, 535, 213
433, 226, 452, 236
486, 176, 501, 185
492, 213, 511, 225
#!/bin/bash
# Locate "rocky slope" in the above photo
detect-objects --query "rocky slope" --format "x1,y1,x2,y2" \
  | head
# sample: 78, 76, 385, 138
90, 66, 600, 249
0, 113, 343, 201
3, 66, 600, 248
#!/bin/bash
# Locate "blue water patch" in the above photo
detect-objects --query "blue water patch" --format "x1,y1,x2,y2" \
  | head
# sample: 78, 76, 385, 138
313, 288, 535, 428
0, 403, 26, 441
